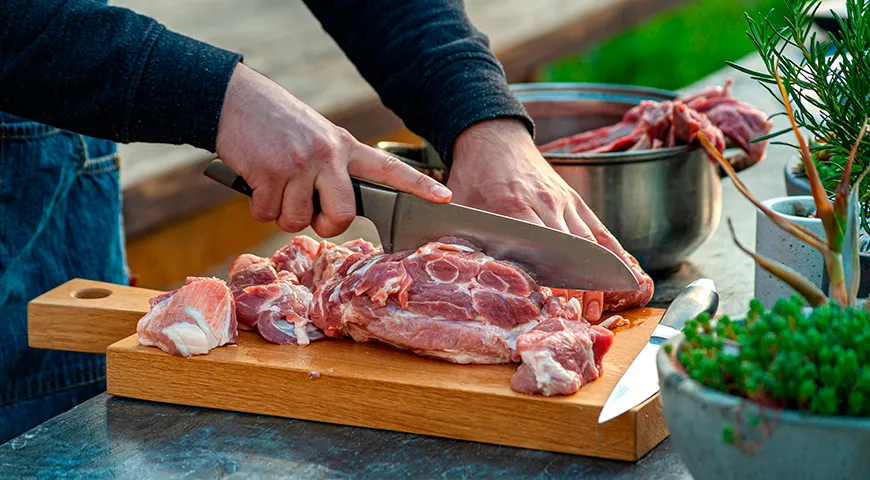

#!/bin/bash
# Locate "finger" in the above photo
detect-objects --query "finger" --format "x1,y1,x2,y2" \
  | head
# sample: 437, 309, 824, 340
564, 209, 597, 242
528, 190, 574, 233
348, 144, 452, 203
572, 196, 623, 251
310, 167, 356, 238
565, 207, 604, 322
582, 291, 604, 322
276, 178, 315, 233
249, 181, 283, 223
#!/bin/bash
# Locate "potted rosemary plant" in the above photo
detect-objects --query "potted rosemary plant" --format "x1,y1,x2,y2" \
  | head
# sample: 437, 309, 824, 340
735, 0, 870, 297
655, 52, 870, 479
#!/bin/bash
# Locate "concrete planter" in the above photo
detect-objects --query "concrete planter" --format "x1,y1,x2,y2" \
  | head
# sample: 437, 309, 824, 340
783, 156, 811, 197
657, 334, 870, 480
754, 196, 824, 308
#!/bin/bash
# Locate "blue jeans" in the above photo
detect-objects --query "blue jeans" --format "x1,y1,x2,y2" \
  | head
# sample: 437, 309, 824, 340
0, 112, 128, 444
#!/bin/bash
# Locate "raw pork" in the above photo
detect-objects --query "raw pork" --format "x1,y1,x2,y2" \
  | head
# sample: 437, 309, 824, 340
309, 236, 616, 395
510, 317, 614, 396
137, 277, 237, 357
226, 236, 374, 343
271, 236, 319, 288
537, 79, 773, 170
235, 275, 322, 344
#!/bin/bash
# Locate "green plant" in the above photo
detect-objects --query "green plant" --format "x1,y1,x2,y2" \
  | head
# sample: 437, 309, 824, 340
666, 37, 870, 448
731, 0, 870, 232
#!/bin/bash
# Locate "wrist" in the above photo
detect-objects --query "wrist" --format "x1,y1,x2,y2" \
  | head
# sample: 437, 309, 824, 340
452, 118, 536, 167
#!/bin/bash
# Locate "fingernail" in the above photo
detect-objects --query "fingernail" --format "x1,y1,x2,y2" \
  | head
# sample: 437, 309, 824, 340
431, 183, 452, 200
587, 301, 601, 321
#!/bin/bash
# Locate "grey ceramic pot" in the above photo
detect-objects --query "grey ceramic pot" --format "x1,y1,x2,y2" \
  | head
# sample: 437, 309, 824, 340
782, 156, 870, 296
657, 334, 870, 480
784, 156, 811, 197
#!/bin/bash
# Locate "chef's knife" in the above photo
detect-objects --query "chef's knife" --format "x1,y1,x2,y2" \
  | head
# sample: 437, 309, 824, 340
203, 159, 639, 291
597, 278, 719, 423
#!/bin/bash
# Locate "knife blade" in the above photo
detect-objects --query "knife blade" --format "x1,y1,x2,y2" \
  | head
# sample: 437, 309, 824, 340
203, 159, 639, 291
597, 278, 719, 424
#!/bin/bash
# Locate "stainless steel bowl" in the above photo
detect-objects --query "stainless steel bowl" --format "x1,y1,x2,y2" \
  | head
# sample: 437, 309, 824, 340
377, 83, 753, 273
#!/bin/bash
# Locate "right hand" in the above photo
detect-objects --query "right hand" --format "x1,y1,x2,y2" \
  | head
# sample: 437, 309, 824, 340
215, 63, 453, 238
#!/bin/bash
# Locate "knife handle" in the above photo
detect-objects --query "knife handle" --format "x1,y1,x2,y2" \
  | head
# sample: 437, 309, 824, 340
204, 159, 365, 216
659, 278, 719, 331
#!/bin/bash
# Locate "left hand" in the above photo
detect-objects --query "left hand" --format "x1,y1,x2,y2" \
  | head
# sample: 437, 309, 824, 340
446, 119, 651, 321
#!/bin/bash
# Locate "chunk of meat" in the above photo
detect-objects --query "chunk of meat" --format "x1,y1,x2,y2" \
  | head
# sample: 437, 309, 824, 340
311, 239, 380, 290
510, 318, 614, 396
537, 79, 772, 171
309, 237, 618, 395
235, 277, 323, 345
227, 256, 281, 298
137, 277, 237, 357
271, 235, 319, 288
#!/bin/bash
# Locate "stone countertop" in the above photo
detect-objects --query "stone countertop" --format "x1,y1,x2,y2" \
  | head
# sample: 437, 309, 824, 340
0, 53, 795, 478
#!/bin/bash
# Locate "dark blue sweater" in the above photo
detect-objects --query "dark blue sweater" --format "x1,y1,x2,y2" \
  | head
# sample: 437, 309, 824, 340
0, 0, 533, 166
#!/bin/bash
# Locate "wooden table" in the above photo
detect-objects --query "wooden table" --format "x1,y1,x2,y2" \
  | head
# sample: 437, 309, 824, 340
0, 52, 796, 477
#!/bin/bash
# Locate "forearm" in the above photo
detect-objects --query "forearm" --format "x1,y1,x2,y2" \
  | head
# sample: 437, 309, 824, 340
303, 0, 534, 166
0, 0, 242, 151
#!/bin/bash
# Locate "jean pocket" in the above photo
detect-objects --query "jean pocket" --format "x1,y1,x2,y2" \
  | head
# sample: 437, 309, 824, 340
77, 135, 119, 175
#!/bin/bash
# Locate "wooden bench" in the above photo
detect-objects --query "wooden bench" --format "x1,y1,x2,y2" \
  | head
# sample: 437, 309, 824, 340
114, 0, 686, 288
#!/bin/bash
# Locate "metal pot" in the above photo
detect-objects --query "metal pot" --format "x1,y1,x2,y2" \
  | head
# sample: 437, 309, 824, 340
376, 83, 755, 273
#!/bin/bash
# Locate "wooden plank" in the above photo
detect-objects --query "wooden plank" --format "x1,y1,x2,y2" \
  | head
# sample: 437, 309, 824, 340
103, 310, 667, 461
28, 279, 162, 353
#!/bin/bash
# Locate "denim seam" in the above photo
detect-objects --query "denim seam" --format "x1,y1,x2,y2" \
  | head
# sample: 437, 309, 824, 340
0, 128, 63, 141
79, 159, 120, 176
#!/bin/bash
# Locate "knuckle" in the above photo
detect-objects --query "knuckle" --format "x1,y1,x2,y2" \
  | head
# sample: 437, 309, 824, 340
333, 207, 356, 226
251, 205, 279, 223
537, 190, 559, 211
309, 135, 340, 165
277, 213, 310, 233
378, 154, 404, 177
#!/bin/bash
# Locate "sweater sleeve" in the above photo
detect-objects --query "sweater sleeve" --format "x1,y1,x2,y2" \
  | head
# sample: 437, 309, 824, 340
0, 0, 243, 152
302, 0, 534, 167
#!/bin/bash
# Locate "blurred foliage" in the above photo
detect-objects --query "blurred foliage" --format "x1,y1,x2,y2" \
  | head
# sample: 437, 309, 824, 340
539, 0, 789, 90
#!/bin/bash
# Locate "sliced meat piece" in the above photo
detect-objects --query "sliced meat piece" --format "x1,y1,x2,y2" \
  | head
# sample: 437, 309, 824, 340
689, 96, 774, 166
227, 259, 281, 298
510, 318, 614, 396
271, 235, 320, 289
536, 79, 770, 168
226, 256, 287, 330
672, 102, 727, 154
311, 239, 380, 290
137, 277, 237, 357
235, 277, 323, 345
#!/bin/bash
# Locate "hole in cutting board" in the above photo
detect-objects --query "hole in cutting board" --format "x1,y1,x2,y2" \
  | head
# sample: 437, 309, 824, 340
72, 288, 112, 299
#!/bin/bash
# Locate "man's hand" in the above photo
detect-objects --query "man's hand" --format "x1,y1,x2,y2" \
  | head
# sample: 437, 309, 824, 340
447, 119, 651, 321
215, 63, 452, 238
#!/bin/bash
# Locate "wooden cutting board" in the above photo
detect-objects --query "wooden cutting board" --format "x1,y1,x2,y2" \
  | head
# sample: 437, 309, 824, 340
30, 279, 669, 461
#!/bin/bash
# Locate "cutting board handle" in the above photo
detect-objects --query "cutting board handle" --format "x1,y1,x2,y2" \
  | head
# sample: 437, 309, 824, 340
28, 279, 162, 354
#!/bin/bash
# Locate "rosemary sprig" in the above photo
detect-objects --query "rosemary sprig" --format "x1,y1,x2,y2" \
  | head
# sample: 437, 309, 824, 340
730, 0, 870, 233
